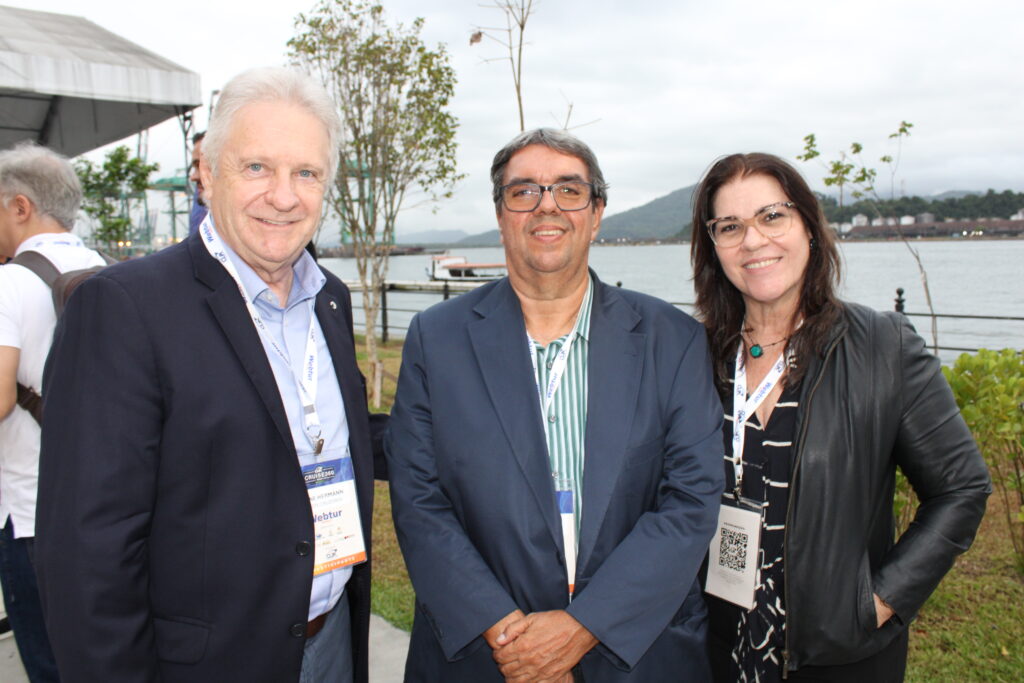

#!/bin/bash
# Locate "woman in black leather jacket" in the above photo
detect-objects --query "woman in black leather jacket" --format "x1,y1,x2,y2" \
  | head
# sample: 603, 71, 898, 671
690, 152, 991, 682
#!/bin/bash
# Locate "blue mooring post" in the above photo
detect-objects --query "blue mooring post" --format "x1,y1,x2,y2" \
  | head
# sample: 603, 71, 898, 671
380, 283, 389, 344
895, 287, 905, 313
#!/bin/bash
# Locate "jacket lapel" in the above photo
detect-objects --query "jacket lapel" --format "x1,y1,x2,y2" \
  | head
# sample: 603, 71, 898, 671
467, 279, 562, 551
577, 279, 645, 573
190, 236, 295, 453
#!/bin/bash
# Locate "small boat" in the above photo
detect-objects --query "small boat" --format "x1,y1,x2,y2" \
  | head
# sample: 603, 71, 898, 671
428, 253, 507, 282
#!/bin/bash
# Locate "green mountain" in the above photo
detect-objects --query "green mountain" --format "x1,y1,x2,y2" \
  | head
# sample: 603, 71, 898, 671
599, 184, 697, 241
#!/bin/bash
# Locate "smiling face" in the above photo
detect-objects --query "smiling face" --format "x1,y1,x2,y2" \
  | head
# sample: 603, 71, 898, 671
497, 144, 603, 293
200, 100, 329, 283
712, 173, 811, 313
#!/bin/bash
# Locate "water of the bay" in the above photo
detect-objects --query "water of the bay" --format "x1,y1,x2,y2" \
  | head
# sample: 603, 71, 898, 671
321, 239, 1023, 365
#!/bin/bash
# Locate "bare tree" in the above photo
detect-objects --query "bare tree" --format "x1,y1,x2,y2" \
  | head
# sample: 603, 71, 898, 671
472, 0, 535, 132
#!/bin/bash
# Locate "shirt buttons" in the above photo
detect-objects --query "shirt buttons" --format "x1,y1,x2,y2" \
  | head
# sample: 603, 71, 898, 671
295, 541, 312, 556
546, 359, 554, 369
548, 414, 557, 423
290, 623, 305, 638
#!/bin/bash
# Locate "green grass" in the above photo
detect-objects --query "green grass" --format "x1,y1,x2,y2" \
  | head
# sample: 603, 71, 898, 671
360, 334, 1024, 676
904, 493, 1024, 682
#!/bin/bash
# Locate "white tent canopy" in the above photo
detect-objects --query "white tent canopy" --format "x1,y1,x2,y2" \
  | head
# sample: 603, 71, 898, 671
0, 5, 201, 157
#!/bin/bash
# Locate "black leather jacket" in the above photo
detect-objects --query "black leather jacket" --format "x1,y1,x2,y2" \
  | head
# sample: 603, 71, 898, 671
781, 303, 990, 672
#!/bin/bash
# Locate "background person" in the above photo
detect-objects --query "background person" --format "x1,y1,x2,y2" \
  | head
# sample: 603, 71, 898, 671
0, 142, 99, 683
187, 130, 207, 236
690, 152, 991, 682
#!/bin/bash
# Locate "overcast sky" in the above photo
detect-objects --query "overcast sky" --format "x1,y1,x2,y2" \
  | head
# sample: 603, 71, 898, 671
17, 0, 1024, 237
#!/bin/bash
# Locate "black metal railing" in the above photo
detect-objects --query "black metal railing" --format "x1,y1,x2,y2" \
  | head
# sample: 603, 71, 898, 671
351, 282, 1023, 358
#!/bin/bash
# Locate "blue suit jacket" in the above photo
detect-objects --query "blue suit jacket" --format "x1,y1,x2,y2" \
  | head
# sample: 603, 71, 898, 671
386, 274, 724, 682
35, 234, 383, 683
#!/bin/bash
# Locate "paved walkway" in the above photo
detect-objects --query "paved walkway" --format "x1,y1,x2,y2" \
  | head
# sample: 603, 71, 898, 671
0, 614, 409, 682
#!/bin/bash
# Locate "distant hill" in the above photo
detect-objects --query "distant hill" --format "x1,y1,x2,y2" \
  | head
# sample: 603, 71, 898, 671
395, 228, 469, 245
930, 190, 978, 201
599, 185, 697, 241
458, 229, 501, 246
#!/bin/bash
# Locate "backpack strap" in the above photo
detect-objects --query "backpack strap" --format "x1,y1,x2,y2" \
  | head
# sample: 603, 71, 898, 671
10, 250, 61, 288
15, 382, 43, 426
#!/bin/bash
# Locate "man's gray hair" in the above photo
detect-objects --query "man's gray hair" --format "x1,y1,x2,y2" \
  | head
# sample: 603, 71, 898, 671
204, 67, 342, 185
0, 142, 81, 229
490, 128, 609, 209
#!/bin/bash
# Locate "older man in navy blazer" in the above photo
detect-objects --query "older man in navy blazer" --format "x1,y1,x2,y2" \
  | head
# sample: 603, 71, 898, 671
386, 128, 724, 682
35, 68, 383, 682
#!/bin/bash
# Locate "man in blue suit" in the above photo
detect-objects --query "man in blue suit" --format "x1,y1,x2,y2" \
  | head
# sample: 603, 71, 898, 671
386, 128, 725, 682
35, 67, 383, 682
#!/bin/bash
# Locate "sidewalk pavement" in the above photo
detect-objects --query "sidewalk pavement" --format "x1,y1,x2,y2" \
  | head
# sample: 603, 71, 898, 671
0, 614, 410, 682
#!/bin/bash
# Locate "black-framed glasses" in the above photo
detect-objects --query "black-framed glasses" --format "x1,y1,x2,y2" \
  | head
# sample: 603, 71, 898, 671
500, 181, 595, 212
706, 201, 798, 247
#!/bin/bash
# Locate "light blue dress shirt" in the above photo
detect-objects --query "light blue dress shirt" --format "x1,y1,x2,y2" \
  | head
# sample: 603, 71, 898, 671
217, 228, 352, 621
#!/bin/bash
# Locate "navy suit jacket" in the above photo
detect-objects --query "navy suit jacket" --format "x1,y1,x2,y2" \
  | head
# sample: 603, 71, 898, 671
35, 235, 382, 683
386, 274, 724, 682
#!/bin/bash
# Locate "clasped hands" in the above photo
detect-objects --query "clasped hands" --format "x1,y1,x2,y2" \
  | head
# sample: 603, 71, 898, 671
483, 609, 597, 683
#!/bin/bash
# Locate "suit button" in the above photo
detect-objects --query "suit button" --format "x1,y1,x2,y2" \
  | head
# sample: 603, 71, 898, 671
296, 541, 312, 556
290, 623, 305, 638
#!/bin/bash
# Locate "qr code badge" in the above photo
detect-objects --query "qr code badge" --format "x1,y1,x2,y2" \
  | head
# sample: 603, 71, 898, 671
718, 527, 748, 572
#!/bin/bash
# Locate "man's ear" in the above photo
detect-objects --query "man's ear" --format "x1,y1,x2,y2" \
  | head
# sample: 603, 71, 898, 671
12, 194, 32, 221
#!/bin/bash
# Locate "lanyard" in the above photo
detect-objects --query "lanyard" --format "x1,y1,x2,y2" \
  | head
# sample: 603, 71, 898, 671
199, 216, 325, 454
527, 331, 578, 424
730, 344, 787, 499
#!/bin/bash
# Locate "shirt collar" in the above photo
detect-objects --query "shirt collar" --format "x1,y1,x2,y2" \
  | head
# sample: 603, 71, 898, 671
15, 231, 84, 256
541, 274, 594, 348
210, 220, 325, 309
571, 274, 594, 342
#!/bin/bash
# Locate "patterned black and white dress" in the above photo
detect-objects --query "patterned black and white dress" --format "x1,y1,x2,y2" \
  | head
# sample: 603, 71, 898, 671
707, 374, 801, 683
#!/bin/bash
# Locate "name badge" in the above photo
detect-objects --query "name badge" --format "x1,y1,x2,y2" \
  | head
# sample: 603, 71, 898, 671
302, 454, 366, 576
704, 497, 762, 610
556, 489, 577, 598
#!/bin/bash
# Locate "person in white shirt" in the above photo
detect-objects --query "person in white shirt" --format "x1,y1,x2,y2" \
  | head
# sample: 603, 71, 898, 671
0, 142, 104, 682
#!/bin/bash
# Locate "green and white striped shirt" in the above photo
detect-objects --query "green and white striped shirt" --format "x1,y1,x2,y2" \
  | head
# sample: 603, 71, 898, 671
528, 276, 593, 541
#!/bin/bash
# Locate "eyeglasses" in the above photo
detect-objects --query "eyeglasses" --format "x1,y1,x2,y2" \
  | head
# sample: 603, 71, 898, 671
500, 181, 595, 212
706, 202, 798, 247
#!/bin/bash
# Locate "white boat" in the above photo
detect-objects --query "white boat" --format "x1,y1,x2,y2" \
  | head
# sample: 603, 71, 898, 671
428, 253, 507, 282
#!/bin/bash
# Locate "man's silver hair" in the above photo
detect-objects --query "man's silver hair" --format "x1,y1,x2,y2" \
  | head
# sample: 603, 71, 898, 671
203, 67, 342, 185
490, 128, 609, 209
0, 142, 81, 229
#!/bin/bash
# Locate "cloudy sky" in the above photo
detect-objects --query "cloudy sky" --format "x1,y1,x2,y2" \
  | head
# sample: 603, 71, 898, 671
16, 0, 1024, 238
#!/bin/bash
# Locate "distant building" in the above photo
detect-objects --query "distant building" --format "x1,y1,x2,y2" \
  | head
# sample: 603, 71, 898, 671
871, 217, 886, 226
900, 215, 915, 225
1012, 208, 1024, 220
915, 212, 935, 223
852, 213, 869, 227
885, 217, 898, 226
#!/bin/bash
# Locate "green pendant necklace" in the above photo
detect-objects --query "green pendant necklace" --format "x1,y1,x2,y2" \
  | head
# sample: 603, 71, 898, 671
745, 329, 790, 358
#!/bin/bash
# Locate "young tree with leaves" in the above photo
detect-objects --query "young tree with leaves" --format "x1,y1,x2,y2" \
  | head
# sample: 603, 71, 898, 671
797, 122, 937, 352
289, 0, 462, 404
75, 146, 158, 253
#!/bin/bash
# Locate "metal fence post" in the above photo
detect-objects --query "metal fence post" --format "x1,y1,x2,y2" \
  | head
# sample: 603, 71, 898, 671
380, 283, 389, 344
443, 281, 450, 301
894, 287, 905, 313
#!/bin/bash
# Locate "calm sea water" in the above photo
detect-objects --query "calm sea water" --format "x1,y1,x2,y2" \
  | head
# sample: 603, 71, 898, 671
321, 239, 1024, 364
